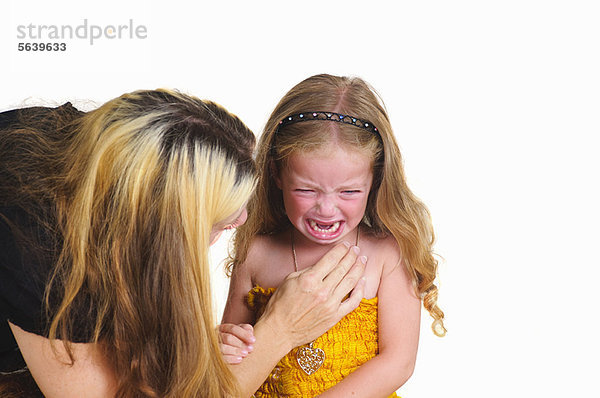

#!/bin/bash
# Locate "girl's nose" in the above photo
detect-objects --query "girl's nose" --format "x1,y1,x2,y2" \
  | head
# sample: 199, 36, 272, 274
316, 195, 336, 217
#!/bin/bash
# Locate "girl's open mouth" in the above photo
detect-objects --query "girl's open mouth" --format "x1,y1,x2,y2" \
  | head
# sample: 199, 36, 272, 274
306, 219, 344, 240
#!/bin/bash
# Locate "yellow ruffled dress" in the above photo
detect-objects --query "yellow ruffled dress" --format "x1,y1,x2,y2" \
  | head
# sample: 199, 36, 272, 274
247, 286, 399, 397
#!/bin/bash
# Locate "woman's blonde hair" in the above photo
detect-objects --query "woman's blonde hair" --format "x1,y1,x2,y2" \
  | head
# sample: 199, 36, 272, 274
0, 89, 256, 397
230, 74, 446, 337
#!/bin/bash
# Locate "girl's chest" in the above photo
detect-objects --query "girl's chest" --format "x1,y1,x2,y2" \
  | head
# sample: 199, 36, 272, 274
251, 242, 385, 299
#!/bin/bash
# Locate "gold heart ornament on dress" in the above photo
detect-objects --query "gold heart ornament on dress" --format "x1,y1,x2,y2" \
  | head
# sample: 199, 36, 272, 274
290, 228, 360, 377
296, 342, 325, 375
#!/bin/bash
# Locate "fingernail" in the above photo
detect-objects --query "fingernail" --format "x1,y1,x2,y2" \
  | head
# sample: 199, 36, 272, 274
250, 336, 256, 343
360, 255, 367, 264
343, 241, 351, 248
241, 350, 248, 356
247, 345, 254, 352
353, 246, 360, 254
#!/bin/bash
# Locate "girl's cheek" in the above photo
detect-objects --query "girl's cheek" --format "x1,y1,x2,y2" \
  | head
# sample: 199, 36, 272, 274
297, 199, 318, 211
289, 194, 312, 205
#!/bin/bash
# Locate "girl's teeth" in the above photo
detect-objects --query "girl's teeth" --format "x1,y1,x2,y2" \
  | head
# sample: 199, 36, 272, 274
308, 220, 340, 233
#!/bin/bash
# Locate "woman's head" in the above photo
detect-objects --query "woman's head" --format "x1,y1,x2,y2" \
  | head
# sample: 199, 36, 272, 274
48, 89, 256, 397
63, 89, 256, 242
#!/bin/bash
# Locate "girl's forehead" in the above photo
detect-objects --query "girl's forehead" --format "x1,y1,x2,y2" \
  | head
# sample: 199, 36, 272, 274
283, 144, 373, 184
292, 140, 372, 161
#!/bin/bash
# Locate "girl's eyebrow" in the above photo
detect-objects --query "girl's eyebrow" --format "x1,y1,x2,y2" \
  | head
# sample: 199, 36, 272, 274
291, 174, 369, 186
293, 182, 369, 191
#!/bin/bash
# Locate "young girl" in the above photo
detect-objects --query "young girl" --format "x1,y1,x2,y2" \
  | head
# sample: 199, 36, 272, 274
221, 74, 446, 397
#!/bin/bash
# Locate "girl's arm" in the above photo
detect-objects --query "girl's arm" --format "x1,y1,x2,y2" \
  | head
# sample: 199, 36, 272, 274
219, 256, 256, 363
221, 255, 255, 326
8, 322, 118, 398
317, 250, 421, 398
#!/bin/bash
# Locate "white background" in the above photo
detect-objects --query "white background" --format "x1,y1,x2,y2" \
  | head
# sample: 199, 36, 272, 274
2, 1, 599, 396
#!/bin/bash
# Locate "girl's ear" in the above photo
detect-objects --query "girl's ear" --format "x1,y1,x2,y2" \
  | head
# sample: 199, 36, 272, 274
270, 160, 282, 189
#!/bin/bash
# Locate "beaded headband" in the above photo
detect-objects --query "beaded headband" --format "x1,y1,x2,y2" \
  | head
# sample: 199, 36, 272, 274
277, 111, 379, 137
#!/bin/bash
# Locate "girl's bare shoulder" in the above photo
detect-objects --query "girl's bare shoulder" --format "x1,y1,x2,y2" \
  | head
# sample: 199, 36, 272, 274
358, 227, 404, 293
359, 227, 401, 262
244, 230, 295, 288
245, 232, 289, 260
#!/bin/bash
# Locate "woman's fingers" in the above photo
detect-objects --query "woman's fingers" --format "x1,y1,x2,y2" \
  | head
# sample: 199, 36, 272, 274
338, 275, 366, 318
322, 246, 364, 292
310, 241, 357, 280
257, 243, 368, 349
330, 255, 367, 302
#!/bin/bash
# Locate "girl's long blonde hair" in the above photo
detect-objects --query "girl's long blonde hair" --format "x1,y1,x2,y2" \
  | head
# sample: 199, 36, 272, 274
230, 74, 446, 337
0, 90, 256, 397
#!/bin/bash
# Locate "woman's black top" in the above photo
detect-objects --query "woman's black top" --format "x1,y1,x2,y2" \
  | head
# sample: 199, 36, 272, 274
0, 104, 88, 373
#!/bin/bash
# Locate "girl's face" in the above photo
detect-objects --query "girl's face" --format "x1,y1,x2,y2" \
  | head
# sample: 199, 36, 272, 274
276, 143, 373, 245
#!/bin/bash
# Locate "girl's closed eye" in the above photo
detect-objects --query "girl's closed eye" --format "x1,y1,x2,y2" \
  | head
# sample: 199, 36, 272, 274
295, 189, 316, 196
341, 190, 363, 197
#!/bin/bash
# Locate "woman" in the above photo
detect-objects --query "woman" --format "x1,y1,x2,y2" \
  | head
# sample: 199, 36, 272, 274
0, 90, 366, 397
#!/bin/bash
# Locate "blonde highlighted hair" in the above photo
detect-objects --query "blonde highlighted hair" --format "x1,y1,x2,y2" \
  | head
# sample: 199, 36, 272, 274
0, 90, 256, 396
230, 74, 446, 337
